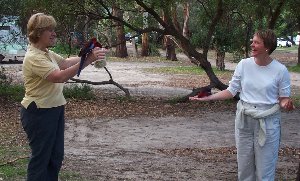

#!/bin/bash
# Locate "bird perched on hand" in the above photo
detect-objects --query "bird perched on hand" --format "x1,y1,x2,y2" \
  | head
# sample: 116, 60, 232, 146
197, 87, 212, 98
77, 38, 102, 77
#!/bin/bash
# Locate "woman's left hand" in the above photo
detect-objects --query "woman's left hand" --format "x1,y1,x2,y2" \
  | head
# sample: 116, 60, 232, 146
88, 47, 107, 63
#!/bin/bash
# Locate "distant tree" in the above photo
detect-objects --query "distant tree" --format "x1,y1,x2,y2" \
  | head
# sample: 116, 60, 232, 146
112, 3, 128, 58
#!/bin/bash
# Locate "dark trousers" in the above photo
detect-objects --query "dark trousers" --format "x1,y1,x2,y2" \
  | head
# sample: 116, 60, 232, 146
21, 102, 65, 181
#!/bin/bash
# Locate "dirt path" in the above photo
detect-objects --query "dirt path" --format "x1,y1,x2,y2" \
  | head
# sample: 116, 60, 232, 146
63, 112, 299, 180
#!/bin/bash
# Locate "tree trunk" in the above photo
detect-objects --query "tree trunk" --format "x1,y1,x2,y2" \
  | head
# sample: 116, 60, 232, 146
112, 4, 128, 58
182, 2, 190, 38
141, 12, 150, 57
245, 19, 253, 58
131, 38, 138, 57
216, 49, 225, 71
202, 0, 223, 57
141, 33, 149, 56
135, 0, 228, 92
297, 16, 300, 65
267, 0, 286, 29
164, 36, 177, 61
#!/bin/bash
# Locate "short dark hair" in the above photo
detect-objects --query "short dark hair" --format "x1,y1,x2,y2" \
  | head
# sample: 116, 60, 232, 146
254, 29, 277, 54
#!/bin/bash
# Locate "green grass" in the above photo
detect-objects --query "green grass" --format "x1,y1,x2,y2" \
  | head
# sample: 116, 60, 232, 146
275, 45, 299, 53
0, 146, 85, 181
59, 171, 85, 181
0, 146, 29, 180
288, 64, 300, 73
144, 65, 232, 76
0, 83, 96, 102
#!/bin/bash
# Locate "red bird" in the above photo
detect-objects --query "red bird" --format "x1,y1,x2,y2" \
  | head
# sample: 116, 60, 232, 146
77, 38, 102, 76
197, 87, 212, 98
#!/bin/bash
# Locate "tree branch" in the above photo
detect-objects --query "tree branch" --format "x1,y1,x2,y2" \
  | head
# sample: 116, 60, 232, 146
69, 78, 130, 97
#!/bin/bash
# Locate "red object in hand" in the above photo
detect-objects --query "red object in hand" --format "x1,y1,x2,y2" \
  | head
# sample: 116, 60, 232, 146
78, 38, 102, 57
197, 88, 212, 98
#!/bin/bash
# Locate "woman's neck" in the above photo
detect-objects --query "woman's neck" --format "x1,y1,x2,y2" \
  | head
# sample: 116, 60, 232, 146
31, 43, 48, 52
254, 55, 272, 66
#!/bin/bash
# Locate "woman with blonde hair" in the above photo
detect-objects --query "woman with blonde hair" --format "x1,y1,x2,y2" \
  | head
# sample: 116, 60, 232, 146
20, 13, 106, 181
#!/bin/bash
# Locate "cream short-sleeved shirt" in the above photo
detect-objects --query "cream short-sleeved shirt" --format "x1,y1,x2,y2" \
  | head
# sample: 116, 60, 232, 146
21, 44, 66, 108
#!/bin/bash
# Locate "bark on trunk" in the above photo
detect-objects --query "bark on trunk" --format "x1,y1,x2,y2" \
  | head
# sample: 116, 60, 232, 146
298, 18, 300, 65
216, 49, 225, 71
113, 4, 128, 58
165, 36, 177, 61
141, 33, 149, 56
182, 2, 190, 38
131, 38, 138, 57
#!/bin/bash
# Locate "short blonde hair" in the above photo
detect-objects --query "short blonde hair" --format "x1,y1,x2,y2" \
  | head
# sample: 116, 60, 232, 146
27, 13, 57, 43
254, 29, 277, 54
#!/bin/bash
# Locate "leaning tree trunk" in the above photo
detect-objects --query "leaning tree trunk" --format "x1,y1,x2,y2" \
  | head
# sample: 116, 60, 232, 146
267, 0, 286, 29
112, 4, 128, 58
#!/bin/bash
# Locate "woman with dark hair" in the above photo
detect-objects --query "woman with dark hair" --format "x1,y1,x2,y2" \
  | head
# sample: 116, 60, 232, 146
190, 29, 295, 180
21, 13, 106, 181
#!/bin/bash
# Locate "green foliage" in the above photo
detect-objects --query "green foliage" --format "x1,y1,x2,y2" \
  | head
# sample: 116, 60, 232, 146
149, 43, 161, 56
0, 67, 10, 85
0, 67, 25, 101
63, 84, 95, 100
50, 43, 80, 56
0, 84, 25, 102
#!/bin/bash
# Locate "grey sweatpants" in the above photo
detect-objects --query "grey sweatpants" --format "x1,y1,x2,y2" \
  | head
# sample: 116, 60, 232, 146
235, 102, 281, 181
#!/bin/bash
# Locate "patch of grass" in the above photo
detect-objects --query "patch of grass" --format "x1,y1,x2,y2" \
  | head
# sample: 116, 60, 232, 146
288, 64, 300, 73
0, 158, 27, 179
291, 95, 300, 107
0, 146, 29, 180
144, 66, 232, 76
115, 95, 135, 102
63, 84, 95, 100
59, 171, 85, 181
275, 45, 299, 52
0, 83, 96, 102
0, 84, 25, 102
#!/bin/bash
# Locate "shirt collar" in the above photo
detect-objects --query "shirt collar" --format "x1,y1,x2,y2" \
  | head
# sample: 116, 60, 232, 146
28, 44, 49, 55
